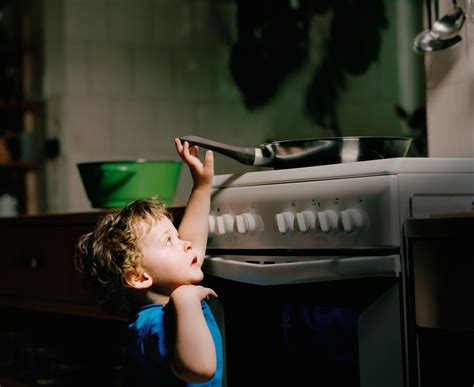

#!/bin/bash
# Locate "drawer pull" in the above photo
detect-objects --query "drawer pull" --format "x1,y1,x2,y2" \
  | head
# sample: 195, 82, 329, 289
17, 256, 43, 269
30, 257, 39, 269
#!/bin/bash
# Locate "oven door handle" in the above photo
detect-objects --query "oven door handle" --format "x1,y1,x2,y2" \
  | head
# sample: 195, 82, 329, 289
202, 255, 400, 286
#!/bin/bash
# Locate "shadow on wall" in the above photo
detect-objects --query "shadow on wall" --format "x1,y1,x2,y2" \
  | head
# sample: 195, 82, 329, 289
395, 104, 428, 157
229, 0, 388, 137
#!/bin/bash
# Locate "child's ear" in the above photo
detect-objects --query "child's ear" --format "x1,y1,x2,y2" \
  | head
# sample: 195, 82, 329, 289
124, 269, 153, 289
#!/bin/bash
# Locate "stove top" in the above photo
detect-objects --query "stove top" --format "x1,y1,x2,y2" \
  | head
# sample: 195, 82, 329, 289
212, 158, 474, 188
208, 157, 474, 250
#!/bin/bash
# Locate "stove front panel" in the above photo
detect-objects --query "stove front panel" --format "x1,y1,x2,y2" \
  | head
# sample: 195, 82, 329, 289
208, 175, 400, 250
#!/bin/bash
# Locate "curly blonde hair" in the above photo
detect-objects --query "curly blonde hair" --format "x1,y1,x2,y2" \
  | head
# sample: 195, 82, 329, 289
74, 197, 171, 317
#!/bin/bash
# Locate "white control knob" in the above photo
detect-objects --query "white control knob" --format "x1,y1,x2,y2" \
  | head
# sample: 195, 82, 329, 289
216, 214, 234, 236
295, 211, 316, 234
235, 213, 257, 234
208, 215, 216, 235
317, 210, 338, 233
340, 209, 364, 233
216, 216, 226, 236
275, 211, 295, 235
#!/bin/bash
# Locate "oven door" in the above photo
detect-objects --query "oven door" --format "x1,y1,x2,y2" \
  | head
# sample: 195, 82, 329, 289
203, 253, 404, 387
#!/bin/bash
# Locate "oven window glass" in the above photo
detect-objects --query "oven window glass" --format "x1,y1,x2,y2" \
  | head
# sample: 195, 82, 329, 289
209, 277, 395, 387
278, 304, 359, 386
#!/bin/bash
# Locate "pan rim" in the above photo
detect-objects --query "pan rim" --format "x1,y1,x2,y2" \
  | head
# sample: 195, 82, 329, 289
269, 136, 413, 146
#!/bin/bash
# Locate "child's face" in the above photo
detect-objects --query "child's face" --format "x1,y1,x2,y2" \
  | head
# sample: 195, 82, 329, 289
137, 217, 203, 296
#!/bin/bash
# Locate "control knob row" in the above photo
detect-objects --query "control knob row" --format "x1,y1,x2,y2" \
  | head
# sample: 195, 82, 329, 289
209, 213, 257, 235
274, 209, 364, 234
209, 209, 364, 236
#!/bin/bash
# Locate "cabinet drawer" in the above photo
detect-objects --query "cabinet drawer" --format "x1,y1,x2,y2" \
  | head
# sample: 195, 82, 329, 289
0, 223, 94, 303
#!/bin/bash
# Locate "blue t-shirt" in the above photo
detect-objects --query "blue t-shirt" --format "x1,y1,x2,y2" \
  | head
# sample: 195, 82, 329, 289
128, 301, 223, 386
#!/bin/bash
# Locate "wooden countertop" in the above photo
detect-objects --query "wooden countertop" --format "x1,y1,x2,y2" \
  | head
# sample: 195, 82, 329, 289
0, 205, 185, 225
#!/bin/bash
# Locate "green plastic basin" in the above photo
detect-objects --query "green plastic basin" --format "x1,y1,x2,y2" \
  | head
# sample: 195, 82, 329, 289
77, 160, 183, 208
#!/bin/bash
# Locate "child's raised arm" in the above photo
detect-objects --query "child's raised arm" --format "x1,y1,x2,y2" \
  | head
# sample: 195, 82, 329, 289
174, 138, 214, 264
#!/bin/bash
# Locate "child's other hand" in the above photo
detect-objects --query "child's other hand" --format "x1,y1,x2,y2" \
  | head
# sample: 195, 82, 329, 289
171, 285, 218, 305
175, 138, 214, 189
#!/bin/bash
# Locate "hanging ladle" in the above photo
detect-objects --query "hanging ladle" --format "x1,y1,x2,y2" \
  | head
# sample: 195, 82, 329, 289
413, 0, 465, 54
413, 31, 461, 53
429, 3, 465, 39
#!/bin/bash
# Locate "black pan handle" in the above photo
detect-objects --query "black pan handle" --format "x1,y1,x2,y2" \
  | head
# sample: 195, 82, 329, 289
179, 135, 258, 166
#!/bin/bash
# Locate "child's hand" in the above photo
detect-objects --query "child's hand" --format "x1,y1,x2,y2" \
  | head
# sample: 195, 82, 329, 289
175, 138, 214, 189
170, 285, 218, 305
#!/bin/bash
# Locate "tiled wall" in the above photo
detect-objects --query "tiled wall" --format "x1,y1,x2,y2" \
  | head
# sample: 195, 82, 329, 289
425, 1, 474, 157
42, 0, 408, 212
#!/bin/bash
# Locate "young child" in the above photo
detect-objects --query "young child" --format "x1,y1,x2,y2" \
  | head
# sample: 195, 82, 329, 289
75, 139, 222, 386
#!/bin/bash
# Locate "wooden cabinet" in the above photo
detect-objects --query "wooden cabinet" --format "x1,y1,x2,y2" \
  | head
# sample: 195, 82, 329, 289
0, 207, 185, 318
0, 212, 108, 317
1, 225, 80, 300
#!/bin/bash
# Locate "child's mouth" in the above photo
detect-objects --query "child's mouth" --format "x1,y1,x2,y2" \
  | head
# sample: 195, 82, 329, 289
191, 256, 198, 265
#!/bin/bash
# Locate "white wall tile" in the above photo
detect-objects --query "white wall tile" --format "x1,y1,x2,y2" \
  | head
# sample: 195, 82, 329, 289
152, 0, 193, 47
339, 101, 403, 137
427, 83, 458, 156
344, 68, 381, 103
195, 101, 248, 142
45, 152, 92, 213
43, 0, 64, 43
132, 46, 175, 97
45, 156, 69, 212
110, 98, 157, 153
214, 47, 241, 100
152, 99, 197, 142
173, 49, 218, 99
54, 149, 113, 212
45, 96, 63, 138
43, 43, 65, 96
64, 43, 88, 95
454, 80, 474, 157
64, 0, 107, 42
66, 156, 93, 212
191, 1, 238, 49
374, 58, 400, 101
253, 68, 323, 141
86, 44, 133, 95
344, 44, 399, 103
107, 0, 152, 44
465, 23, 474, 81
425, 40, 468, 89
63, 96, 112, 153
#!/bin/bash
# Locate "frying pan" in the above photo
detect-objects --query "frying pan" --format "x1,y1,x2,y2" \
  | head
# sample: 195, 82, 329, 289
179, 135, 413, 169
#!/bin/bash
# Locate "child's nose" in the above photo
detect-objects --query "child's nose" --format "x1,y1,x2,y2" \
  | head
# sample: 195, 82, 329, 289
183, 240, 192, 251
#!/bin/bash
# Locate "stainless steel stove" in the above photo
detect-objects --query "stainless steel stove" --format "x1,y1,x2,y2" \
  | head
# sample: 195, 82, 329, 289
202, 157, 474, 387
205, 157, 474, 282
